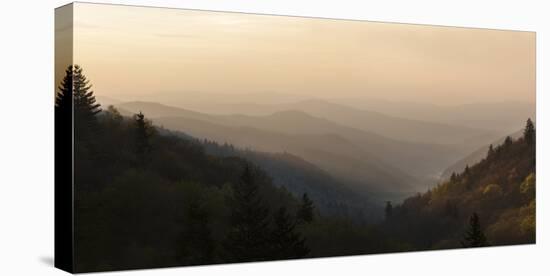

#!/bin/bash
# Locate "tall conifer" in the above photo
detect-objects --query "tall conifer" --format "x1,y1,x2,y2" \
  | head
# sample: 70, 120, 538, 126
297, 193, 314, 223
224, 163, 271, 262
270, 207, 309, 259
134, 111, 153, 164
56, 65, 101, 140
461, 213, 488, 247
73, 65, 101, 138
524, 118, 535, 145
55, 65, 73, 111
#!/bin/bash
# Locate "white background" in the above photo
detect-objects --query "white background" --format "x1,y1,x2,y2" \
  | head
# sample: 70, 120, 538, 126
0, 0, 548, 275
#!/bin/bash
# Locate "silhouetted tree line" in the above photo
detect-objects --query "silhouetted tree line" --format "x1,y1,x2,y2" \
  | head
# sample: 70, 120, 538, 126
196, 137, 380, 223
58, 65, 401, 272
57, 65, 534, 272
382, 119, 536, 249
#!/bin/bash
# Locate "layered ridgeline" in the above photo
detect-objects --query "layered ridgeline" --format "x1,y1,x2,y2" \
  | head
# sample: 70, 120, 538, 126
116, 98, 493, 145
383, 119, 536, 249
156, 128, 381, 223
59, 66, 399, 272
116, 102, 418, 198
328, 97, 535, 133
199, 138, 380, 222
109, 92, 533, 135
60, 66, 535, 272
115, 101, 496, 195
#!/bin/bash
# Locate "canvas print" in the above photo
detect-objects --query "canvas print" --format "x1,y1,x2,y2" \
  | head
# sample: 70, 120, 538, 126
55, 2, 536, 273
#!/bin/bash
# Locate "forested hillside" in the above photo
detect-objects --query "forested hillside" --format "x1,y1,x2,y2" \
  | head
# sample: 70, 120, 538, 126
150, 115, 415, 197
383, 120, 536, 249
440, 130, 524, 180
198, 138, 382, 222
57, 65, 535, 272
58, 66, 399, 272
117, 101, 490, 187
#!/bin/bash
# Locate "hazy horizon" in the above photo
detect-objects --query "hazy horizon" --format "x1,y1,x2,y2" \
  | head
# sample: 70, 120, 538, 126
96, 91, 537, 108
64, 2, 535, 106
56, 5, 537, 265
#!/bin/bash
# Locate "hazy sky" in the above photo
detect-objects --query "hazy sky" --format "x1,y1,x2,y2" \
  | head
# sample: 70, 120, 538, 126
67, 3, 535, 105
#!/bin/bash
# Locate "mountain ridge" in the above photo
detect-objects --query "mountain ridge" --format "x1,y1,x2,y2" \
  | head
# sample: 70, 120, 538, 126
116, 101, 479, 184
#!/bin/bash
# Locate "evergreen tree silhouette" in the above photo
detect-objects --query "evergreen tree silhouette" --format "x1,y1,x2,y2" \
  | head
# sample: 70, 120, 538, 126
55, 65, 73, 112
385, 201, 393, 220
270, 207, 309, 259
55, 65, 73, 269
297, 193, 314, 223
450, 172, 457, 182
504, 136, 513, 147
224, 163, 271, 262
72, 65, 101, 139
487, 144, 494, 158
461, 213, 488, 247
134, 111, 153, 165
104, 105, 123, 128
56, 64, 102, 164
524, 118, 535, 145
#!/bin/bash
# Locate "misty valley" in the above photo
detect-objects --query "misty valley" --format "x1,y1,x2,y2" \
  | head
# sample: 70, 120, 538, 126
56, 65, 536, 272
51, 3, 538, 273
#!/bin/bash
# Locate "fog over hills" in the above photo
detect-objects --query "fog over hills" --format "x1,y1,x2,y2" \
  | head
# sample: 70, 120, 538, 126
114, 95, 532, 197
65, 6, 536, 262
198, 99, 498, 146
328, 97, 535, 133
114, 100, 507, 194
123, 97, 499, 144
440, 130, 524, 180
150, 115, 415, 198
116, 101, 212, 120
114, 91, 532, 135
200, 138, 388, 220
215, 110, 465, 178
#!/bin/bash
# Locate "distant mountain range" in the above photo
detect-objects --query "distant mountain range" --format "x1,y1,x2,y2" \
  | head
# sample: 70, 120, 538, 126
151, 115, 414, 197
199, 140, 383, 221
105, 95, 533, 199
177, 99, 496, 145
112, 100, 498, 195
107, 92, 533, 135
328, 97, 535, 133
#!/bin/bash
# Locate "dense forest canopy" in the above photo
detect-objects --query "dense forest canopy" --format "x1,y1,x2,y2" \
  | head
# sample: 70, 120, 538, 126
56, 65, 535, 272
384, 118, 535, 249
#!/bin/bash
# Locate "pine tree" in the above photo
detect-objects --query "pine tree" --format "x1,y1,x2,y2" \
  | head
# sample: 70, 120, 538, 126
224, 163, 272, 262
134, 111, 153, 165
297, 193, 314, 223
104, 105, 123, 128
487, 144, 494, 158
72, 65, 101, 138
464, 165, 470, 175
504, 136, 513, 146
55, 65, 73, 112
270, 207, 309, 259
461, 213, 488, 247
450, 172, 457, 182
524, 118, 535, 145
385, 201, 393, 220
55, 65, 101, 140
